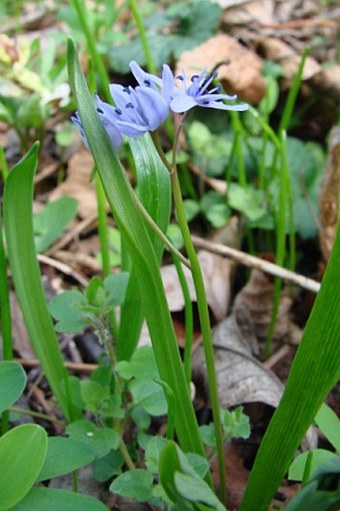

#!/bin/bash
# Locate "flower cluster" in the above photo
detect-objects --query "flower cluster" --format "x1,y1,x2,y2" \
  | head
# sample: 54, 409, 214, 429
72, 61, 248, 150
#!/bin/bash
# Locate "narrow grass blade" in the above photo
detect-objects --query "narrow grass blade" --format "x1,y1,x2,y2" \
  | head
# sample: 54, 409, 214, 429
240, 219, 340, 511
67, 38, 206, 458
3, 145, 72, 421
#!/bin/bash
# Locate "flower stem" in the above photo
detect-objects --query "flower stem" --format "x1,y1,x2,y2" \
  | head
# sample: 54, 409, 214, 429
69, 0, 112, 103
128, 0, 156, 74
152, 131, 227, 505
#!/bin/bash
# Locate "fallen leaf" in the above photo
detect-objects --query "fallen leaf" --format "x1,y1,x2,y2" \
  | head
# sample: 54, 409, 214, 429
232, 267, 299, 343
49, 146, 97, 219
175, 34, 266, 104
192, 311, 284, 409
313, 66, 340, 113
258, 37, 321, 85
318, 125, 340, 262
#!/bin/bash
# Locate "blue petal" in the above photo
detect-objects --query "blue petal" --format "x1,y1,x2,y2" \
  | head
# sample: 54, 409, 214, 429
129, 61, 162, 89
170, 95, 197, 113
135, 86, 169, 130
116, 120, 149, 137
198, 100, 248, 111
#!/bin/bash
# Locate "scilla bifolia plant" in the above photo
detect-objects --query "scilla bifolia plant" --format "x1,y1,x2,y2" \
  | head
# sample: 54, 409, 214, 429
68, 38, 247, 508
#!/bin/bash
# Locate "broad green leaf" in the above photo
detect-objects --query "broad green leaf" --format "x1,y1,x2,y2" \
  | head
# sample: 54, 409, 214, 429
0, 424, 47, 510
288, 449, 337, 482
286, 456, 340, 511
34, 196, 78, 253
145, 435, 168, 473
67, 37, 205, 457
240, 217, 340, 511
48, 289, 86, 333
116, 346, 159, 380
93, 449, 125, 483
228, 183, 267, 221
130, 378, 167, 416
0, 361, 26, 413
159, 441, 225, 511
10, 487, 108, 511
110, 469, 154, 502
37, 437, 95, 481
104, 272, 129, 306
314, 402, 340, 452
66, 419, 120, 457
3, 144, 71, 420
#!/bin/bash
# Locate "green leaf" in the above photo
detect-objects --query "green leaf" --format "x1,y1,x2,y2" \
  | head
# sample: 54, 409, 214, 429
3, 144, 71, 420
66, 419, 120, 457
93, 449, 125, 483
16, 93, 47, 129
0, 361, 26, 413
288, 449, 337, 482
116, 346, 159, 380
0, 424, 47, 510
285, 456, 340, 511
104, 272, 129, 307
184, 199, 200, 222
48, 289, 87, 333
110, 469, 154, 502
10, 487, 108, 511
145, 436, 168, 474
37, 437, 95, 481
34, 196, 78, 253
129, 378, 167, 416
159, 441, 226, 511
228, 183, 267, 221
314, 403, 340, 453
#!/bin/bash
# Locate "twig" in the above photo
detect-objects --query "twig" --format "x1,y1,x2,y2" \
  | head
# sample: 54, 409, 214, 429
14, 357, 98, 374
191, 235, 321, 294
264, 345, 291, 369
45, 212, 98, 255
37, 253, 89, 286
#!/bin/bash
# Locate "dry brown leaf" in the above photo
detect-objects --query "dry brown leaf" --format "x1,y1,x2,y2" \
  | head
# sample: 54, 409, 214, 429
10, 292, 35, 359
175, 34, 266, 104
192, 311, 284, 408
233, 268, 301, 343
319, 125, 340, 262
313, 66, 340, 112
49, 146, 97, 219
220, 0, 275, 26
258, 37, 321, 85
161, 249, 233, 322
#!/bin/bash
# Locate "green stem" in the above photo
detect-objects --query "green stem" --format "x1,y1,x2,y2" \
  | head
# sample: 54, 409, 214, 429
264, 131, 289, 359
69, 0, 112, 103
119, 439, 136, 470
132, 187, 191, 269
172, 255, 193, 387
128, 0, 156, 74
9, 406, 65, 426
152, 131, 226, 505
95, 171, 111, 278
0, 147, 9, 181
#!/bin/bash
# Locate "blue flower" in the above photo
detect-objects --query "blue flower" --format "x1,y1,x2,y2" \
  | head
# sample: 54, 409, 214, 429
71, 94, 123, 150
107, 61, 175, 137
170, 68, 248, 114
